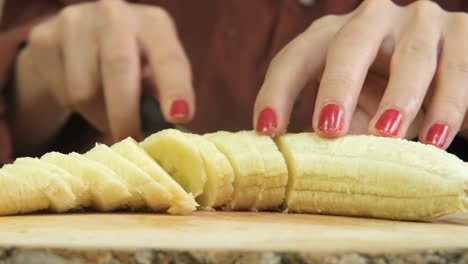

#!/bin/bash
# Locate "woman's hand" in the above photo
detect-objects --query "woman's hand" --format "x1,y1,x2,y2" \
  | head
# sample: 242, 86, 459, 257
12, 0, 194, 154
255, 0, 468, 149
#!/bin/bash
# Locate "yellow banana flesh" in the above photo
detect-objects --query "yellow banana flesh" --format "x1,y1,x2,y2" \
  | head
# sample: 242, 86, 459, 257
140, 129, 207, 198
243, 131, 288, 210
0, 129, 466, 221
276, 133, 468, 220
85, 144, 172, 211
185, 134, 234, 209
41, 152, 132, 211
0, 170, 49, 215
111, 137, 197, 214
205, 131, 265, 210
14, 157, 91, 208
2, 161, 76, 213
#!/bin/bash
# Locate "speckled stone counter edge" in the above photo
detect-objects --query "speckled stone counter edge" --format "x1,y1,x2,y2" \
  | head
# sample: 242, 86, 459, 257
1, 248, 468, 264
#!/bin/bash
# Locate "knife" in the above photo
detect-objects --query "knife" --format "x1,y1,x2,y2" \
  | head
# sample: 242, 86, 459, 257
140, 94, 190, 134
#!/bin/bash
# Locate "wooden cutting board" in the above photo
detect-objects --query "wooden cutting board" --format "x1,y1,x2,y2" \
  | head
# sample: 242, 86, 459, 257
0, 212, 467, 254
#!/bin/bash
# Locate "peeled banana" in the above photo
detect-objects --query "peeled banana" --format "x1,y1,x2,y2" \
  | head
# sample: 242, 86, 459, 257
0, 129, 466, 221
276, 133, 468, 220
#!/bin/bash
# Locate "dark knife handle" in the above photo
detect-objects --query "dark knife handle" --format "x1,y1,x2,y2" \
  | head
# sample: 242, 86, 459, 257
140, 94, 174, 134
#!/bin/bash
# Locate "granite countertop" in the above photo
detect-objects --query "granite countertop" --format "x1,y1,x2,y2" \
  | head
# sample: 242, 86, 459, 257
1, 248, 467, 264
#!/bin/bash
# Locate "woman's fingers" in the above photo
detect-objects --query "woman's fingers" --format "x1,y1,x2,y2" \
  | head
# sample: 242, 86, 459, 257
61, 5, 108, 132
27, 18, 67, 106
98, 0, 141, 141
253, 15, 345, 136
313, 0, 395, 138
369, 1, 441, 139
419, 13, 468, 149
136, 6, 195, 124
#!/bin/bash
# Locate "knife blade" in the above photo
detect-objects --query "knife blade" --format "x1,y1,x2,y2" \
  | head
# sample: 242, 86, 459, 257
140, 94, 190, 134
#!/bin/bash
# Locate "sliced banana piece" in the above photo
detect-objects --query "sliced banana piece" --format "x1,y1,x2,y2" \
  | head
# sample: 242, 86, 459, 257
111, 137, 197, 215
276, 133, 468, 220
205, 131, 264, 210
41, 152, 132, 211
85, 143, 171, 211
0, 170, 49, 215
141, 129, 207, 198
243, 131, 288, 210
14, 157, 90, 207
186, 134, 234, 209
1, 161, 76, 213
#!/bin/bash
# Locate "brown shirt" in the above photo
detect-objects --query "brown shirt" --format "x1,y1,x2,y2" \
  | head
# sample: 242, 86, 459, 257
0, 0, 467, 164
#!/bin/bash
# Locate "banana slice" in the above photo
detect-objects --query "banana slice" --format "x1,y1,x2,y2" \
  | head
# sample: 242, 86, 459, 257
14, 157, 90, 207
205, 131, 264, 210
186, 134, 234, 209
41, 152, 132, 211
0, 170, 49, 215
1, 161, 76, 213
276, 133, 468, 220
244, 131, 288, 210
141, 129, 207, 198
85, 143, 172, 211
111, 137, 197, 214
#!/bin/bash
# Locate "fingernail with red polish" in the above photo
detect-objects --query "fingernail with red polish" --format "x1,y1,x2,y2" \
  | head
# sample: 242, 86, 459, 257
257, 107, 278, 134
170, 99, 189, 118
318, 103, 343, 133
425, 122, 448, 148
375, 108, 403, 136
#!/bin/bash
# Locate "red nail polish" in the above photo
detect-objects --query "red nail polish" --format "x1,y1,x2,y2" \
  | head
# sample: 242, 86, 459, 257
170, 99, 189, 118
317, 103, 343, 133
375, 108, 403, 136
256, 107, 278, 134
425, 122, 448, 148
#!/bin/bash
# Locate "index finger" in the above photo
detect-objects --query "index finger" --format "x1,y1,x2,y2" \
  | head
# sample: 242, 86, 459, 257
99, 1, 141, 141
136, 6, 195, 124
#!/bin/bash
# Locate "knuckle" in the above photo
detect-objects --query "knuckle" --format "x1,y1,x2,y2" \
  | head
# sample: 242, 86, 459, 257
334, 22, 369, 48
442, 59, 468, 76
449, 12, 468, 30
397, 37, 436, 62
359, 0, 389, 15
98, 0, 127, 22
144, 6, 173, 24
306, 14, 339, 33
156, 51, 190, 69
28, 24, 54, 50
70, 87, 98, 107
437, 95, 467, 121
321, 73, 358, 90
410, 0, 441, 17
102, 52, 134, 70
69, 87, 97, 107
60, 6, 81, 27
